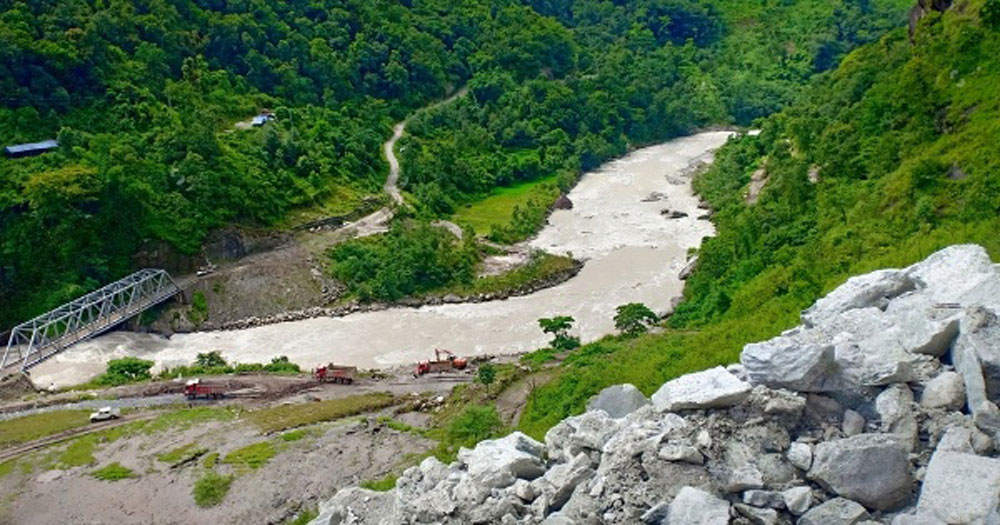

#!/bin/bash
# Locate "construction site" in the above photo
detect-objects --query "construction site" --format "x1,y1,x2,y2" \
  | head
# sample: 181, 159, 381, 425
0, 340, 548, 524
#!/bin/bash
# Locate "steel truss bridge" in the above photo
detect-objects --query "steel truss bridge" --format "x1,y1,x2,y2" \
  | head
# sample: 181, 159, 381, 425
2, 269, 181, 373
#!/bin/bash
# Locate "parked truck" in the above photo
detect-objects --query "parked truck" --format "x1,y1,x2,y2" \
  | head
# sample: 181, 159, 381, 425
414, 349, 468, 376
184, 378, 225, 399
313, 364, 357, 384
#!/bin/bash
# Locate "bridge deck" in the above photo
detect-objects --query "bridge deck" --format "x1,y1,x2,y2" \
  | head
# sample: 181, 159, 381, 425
2, 269, 181, 373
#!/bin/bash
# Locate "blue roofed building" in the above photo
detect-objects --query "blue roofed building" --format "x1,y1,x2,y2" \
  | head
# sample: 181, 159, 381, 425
4, 139, 59, 158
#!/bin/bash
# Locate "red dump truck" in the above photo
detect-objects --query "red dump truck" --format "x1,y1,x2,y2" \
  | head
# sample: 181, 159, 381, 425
184, 378, 225, 399
313, 364, 357, 384
414, 349, 468, 376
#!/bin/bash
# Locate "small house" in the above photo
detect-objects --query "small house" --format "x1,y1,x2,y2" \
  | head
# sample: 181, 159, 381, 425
4, 139, 59, 158
251, 113, 275, 127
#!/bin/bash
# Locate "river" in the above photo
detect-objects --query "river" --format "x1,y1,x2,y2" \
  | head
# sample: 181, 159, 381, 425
30, 132, 733, 388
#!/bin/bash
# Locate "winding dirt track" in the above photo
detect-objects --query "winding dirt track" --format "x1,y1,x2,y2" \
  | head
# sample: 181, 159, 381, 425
342, 86, 468, 238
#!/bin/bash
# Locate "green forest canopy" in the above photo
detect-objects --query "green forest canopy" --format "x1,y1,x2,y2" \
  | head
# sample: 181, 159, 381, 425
1, 0, 911, 327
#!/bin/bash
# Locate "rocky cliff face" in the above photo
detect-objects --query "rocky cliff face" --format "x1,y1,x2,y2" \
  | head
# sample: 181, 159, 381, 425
311, 245, 1000, 525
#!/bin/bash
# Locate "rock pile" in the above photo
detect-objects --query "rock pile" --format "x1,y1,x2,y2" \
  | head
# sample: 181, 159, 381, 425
311, 245, 1000, 525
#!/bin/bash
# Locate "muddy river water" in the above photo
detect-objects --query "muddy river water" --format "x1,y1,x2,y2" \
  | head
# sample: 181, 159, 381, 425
31, 132, 734, 388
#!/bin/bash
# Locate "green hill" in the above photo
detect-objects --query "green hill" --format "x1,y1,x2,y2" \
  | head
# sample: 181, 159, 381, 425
520, 0, 1000, 437
1, 0, 909, 326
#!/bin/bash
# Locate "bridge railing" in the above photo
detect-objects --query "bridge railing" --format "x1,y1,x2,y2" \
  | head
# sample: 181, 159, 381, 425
1, 269, 181, 372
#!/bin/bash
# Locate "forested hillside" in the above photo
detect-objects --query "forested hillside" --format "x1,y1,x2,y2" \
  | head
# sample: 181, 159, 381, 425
1, 0, 909, 327
520, 0, 1000, 436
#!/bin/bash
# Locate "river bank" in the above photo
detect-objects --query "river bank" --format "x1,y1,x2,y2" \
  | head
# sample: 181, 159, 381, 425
29, 132, 733, 388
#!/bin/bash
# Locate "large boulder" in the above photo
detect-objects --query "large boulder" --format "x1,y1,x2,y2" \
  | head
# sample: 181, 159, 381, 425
916, 450, 1000, 524
545, 410, 623, 464
741, 342, 836, 392
587, 384, 651, 419
903, 245, 1000, 309
798, 498, 871, 525
666, 486, 730, 525
457, 432, 546, 488
808, 434, 913, 511
801, 269, 917, 328
533, 453, 594, 512
651, 366, 751, 411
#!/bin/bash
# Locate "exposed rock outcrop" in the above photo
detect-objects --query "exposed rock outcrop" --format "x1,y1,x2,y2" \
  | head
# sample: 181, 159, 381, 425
311, 245, 1000, 525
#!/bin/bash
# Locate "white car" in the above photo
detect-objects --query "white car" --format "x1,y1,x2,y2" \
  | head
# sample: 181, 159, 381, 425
89, 406, 121, 422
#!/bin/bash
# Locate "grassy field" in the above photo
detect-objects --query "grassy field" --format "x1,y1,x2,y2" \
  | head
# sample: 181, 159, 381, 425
0, 410, 91, 448
245, 392, 395, 433
277, 183, 381, 229
452, 175, 559, 236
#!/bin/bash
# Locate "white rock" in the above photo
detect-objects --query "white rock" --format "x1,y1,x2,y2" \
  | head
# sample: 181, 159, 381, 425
586, 384, 650, 419
920, 371, 966, 411
458, 432, 546, 488
545, 410, 623, 463
842, 409, 865, 437
808, 434, 912, 511
935, 426, 976, 454
953, 307, 999, 416
658, 443, 704, 464
734, 503, 779, 525
798, 498, 870, 525
917, 450, 1000, 524
535, 453, 594, 512
667, 487, 730, 525
742, 490, 785, 509
742, 339, 837, 392
973, 400, 1000, 435
651, 366, 751, 411
782, 486, 812, 516
512, 479, 536, 502
540, 511, 575, 525
876, 384, 919, 451
802, 269, 917, 327
787, 442, 813, 471
890, 514, 947, 525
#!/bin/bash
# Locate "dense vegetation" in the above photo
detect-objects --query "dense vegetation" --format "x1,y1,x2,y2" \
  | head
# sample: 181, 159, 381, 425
1, 0, 910, 327
400, 0, 913, 216
519, 0, 1000, 438
329, 219, 477, 301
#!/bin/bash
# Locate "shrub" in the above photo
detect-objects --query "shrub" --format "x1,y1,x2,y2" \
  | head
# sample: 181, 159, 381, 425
92, 462, 136, 481
446, 405, 502, 448
94, 357, 154, 386
360, 474, 398, 491
613, 303, 659, 337
264, 356, 300, 373
193, 472, 233, 507
477, 363, 496, 394
538, 315, 580, 350
187, 291, 209, 325
195, 351, 226, 368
